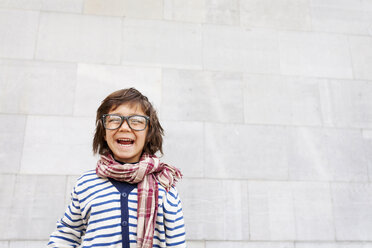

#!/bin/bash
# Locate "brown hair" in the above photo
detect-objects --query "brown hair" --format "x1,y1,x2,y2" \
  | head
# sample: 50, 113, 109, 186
93, 88, 164, 156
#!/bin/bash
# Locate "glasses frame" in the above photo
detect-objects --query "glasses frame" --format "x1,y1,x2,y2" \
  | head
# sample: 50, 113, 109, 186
101, 114, 150, 131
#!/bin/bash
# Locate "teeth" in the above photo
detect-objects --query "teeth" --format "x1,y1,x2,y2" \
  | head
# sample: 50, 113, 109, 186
118, 138, 133, 141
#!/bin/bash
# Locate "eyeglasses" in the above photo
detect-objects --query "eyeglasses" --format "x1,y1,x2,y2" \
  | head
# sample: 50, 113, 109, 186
101, 114, 149, 131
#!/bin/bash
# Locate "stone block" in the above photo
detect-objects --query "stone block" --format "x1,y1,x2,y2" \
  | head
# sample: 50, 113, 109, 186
292, 182, 334, 240
9, 241, 49, 248
0, 59, 76, 115
244, 74, 323, 126
349, 36, 372, 80
249, 181, 295, 240
0, 115, 26, 173
1, 175, 66, 239
288, 127, 369, 182
0, 242, 8, 248
177, 179, 249, 240
74, 63, 162, 117
84, 0, 163, 19
21, 115, 97, 175
187, 241, 205, 248
296, 242, 372, 248
122, 19, 202, 69
42, 0, 84, 13
310, 1, 370, 35
0, 9, 39, 59
362, 130, 372, 182
163, 0, 205, 23
161, 69, 244, 122
240, 0, 311, 31
206, 241, 294, 248
36, 12, 121, 64
279, 31, 353, 79
332, 183, 372, 240
203, 25, 280, 74
205, 0, 239, 25
162, 121, 204, 178
320, 79, 372, 128
0, 0, 42, 9
205, 123, 289, 180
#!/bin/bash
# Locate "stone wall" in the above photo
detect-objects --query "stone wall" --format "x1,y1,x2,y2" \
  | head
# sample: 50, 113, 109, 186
1, 0, 372, 247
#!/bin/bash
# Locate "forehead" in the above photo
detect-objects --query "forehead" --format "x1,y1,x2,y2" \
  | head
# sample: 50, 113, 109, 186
108, 102, 145, 115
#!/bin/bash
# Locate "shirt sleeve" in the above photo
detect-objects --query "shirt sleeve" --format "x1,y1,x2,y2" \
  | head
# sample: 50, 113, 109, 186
47, 186, 86, 247
163, 186, 187, 248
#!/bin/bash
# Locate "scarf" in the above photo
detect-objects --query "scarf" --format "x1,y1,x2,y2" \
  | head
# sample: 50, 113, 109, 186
95, 153, 182, 248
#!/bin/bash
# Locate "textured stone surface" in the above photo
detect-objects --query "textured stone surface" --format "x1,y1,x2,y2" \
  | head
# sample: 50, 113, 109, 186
9, 241, 49, 248
205, 0, 239, 25
203, 25, 280, 74
161, 69, 244, 122
349, 36, 372, 80
288, 127, 369, 182
0, 9, 39, 59
36, 12, 121, 64
332, 183, 372, 240
42, 0, 84, 13
279, 31, 353, 79
205, 123, 289, 180
177, 179, 249, 240
163, 0, 205, 23
0, 59, 76, 115
295, 242, 372, 248
0, 115, 26, 173
244, 74, 323, 126
0, 242, 8, 248
162, 121, 204, 178
187, 241, 205, 248
0, 175, 66, 239
206, 241, 294, 248
240, 0, 311, 30
122, 19, 202, 69
249, 181, 295, 240
74, 63, 162, 117
320, 79, 372, 128
310, 0, 371, 35
21, 115, 97, 175
292, 182, 334, 240
84, 0, 163, 19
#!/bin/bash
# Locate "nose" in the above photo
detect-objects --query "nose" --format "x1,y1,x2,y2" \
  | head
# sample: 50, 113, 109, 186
118, 118, 131, 131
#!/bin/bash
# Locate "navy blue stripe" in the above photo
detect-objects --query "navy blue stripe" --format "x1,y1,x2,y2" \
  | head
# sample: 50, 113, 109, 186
129, 232, 137, 236
89, 215, 121, 225
90, 207, 121, 216
50, 235, 80, 244
80, 185, 115, 203
163, 207, 183, 215
155, 227, 165, 234
128, 215, 137, 219
64, 212, 82, 223
81, 239, 122, 248
57, 229, 81, 239
76, 180, 110, 195
59, 219, 85, 229
165, 224, 185, 231
91, 199, 120, 208
166, 232, 186, 239
78, 177, 100, 187
153, 236, 166, 242
81, 193, 120, 212
164, 216, 184, 223
77, 171, 96, 180
166, 199, 181, 207
83, 231, 121, 242
68, 205, 81, 216
85, 223, 121, 234
167, 240, 186, 246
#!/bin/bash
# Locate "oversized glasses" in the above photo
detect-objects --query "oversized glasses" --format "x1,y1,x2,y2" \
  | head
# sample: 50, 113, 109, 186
101, 114, 149, 131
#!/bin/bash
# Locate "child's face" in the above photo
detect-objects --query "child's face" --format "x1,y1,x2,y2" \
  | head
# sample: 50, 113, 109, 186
104, 103, 148, 163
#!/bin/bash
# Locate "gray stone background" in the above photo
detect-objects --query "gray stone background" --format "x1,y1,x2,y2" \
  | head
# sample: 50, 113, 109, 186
1, 0, 372, 247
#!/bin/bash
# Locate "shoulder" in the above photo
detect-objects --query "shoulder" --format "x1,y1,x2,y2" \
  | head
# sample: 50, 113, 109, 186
74, 169, 107, 191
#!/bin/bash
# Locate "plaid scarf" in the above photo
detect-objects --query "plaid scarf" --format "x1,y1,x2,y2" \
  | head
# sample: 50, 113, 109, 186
95, 153, 182, 248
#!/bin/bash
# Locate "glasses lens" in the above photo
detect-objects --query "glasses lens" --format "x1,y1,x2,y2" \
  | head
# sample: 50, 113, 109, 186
103, 115, 122, 130
128, 116, 147, 130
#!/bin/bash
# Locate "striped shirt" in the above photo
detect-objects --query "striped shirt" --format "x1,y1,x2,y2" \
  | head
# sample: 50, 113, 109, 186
47, 170, 186, 248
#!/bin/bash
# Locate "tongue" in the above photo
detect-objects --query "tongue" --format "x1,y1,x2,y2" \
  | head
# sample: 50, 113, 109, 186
119, 140, 132, 145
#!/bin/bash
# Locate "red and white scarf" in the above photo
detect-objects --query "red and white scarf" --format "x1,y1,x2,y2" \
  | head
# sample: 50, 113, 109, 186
96, 153, 182, 248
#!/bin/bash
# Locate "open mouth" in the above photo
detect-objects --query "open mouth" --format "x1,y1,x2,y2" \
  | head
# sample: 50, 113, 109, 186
117, 138, 134, 146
